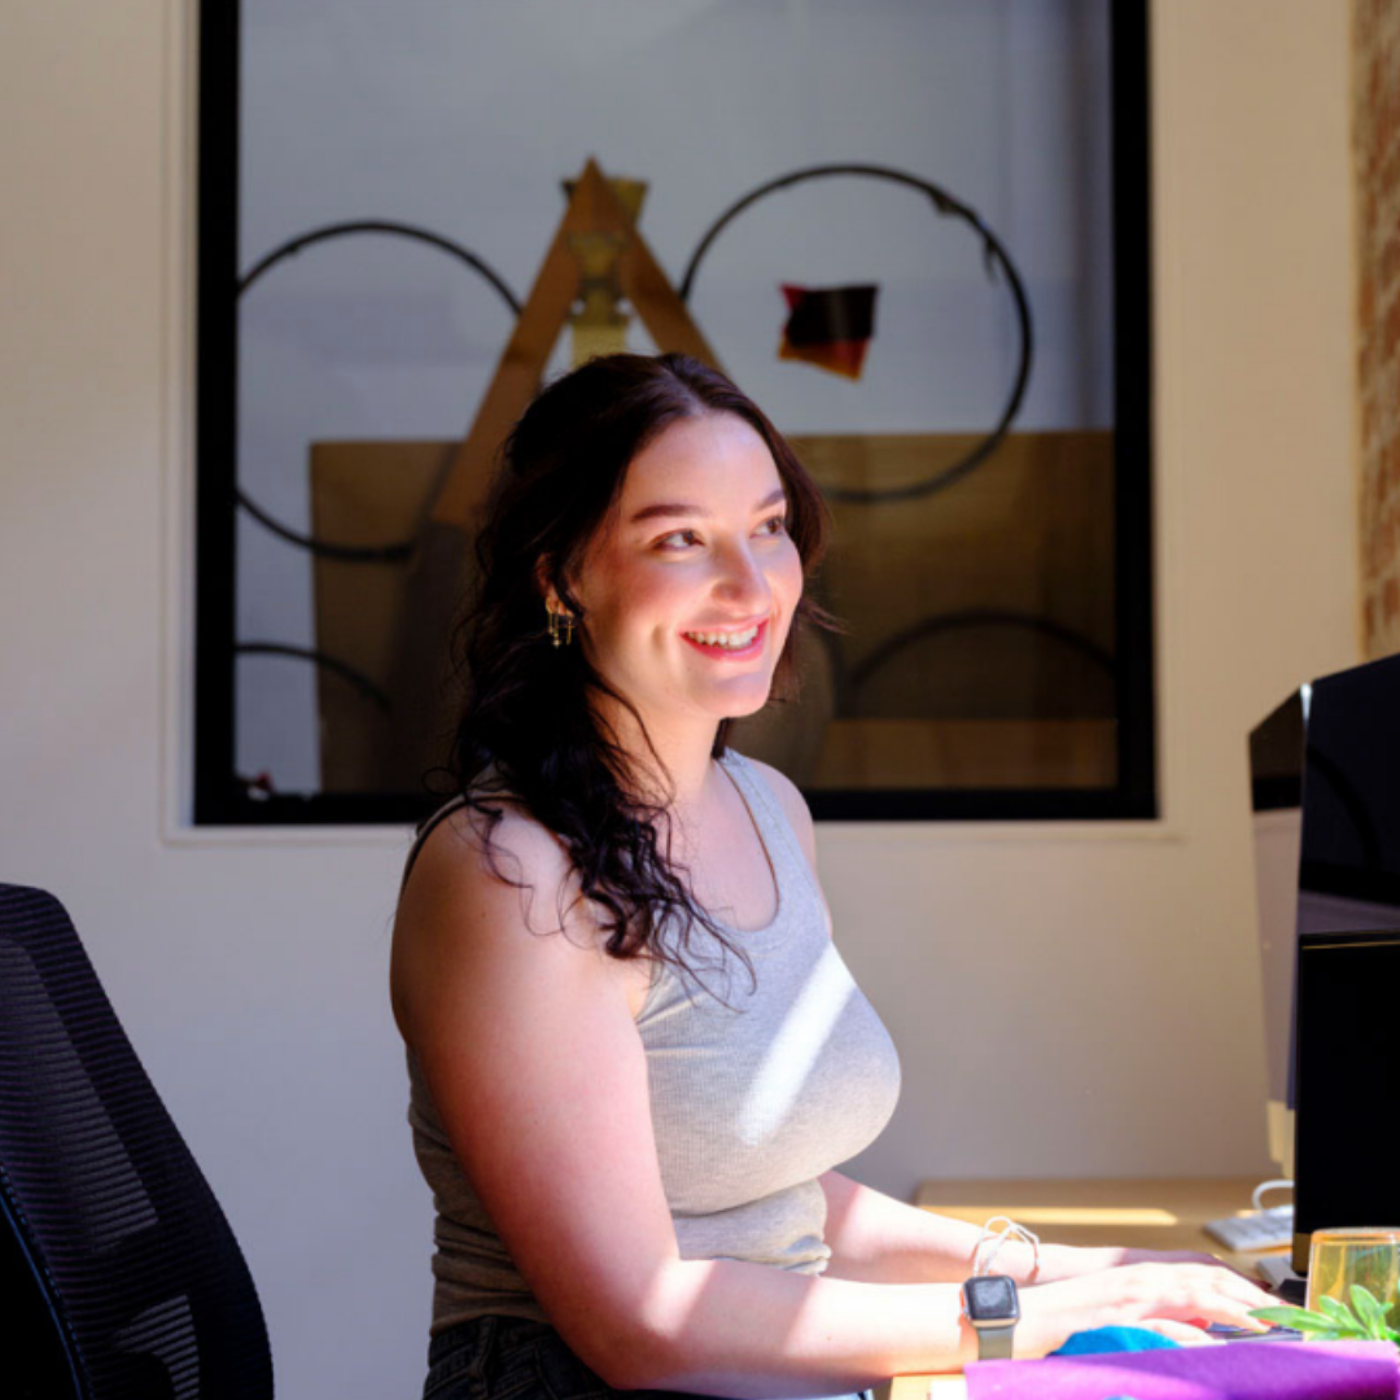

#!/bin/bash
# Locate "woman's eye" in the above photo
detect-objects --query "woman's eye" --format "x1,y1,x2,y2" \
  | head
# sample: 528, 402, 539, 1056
758, 515, 788, 537
656, 529, 701, 550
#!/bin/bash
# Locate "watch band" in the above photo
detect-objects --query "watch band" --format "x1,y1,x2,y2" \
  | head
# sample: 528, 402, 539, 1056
975, 1321, 1015, 1361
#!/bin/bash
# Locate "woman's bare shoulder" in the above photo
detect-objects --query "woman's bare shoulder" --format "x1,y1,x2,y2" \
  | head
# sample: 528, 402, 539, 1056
398, 795, 586, 946
394, 797, 600, 1010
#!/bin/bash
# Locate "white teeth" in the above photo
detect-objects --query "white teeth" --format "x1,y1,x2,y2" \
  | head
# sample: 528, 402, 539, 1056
686, 625, 760, 649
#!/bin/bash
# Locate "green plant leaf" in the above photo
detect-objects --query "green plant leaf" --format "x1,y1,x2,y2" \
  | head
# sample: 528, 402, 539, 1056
1316, 1294, 1364, 1333
1250, 1305, 1338, 1331
1350, 1285, 1390, 1338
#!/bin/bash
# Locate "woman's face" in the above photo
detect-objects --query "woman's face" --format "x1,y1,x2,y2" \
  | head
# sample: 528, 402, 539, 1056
566, 411, 804, 736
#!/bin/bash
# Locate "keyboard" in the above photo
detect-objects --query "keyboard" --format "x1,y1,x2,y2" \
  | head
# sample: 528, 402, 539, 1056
1203, 1206, 1294, 1253
1207, 1322, 1305, 1342
1255, 1253, 1307, 1303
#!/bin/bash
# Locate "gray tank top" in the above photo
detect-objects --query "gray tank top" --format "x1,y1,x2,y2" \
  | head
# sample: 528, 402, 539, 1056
403, 751, 902, 1333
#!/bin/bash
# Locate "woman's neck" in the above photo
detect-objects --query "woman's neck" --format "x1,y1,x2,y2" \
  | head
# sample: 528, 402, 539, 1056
592, 693, 720, 811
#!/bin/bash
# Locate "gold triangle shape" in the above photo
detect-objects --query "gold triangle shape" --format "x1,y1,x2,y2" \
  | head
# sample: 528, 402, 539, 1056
429, 158, 722, 531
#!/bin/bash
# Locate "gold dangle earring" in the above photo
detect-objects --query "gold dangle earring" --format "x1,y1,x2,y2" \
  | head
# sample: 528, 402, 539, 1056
547, 601, 575, 648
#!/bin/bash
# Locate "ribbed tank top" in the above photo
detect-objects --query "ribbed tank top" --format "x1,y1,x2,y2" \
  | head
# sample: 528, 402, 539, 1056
402, 751, 902, 1333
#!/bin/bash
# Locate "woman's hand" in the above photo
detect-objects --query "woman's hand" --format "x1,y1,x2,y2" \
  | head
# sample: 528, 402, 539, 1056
1115, 1247, 1245, 1270
1017, 1261, 1280, 1356
1111, 1246, 1266, 1289
1037, 1242, 1261, 1286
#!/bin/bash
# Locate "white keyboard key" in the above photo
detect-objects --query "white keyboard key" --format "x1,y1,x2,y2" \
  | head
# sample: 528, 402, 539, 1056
1204, 1205, 1294, 1252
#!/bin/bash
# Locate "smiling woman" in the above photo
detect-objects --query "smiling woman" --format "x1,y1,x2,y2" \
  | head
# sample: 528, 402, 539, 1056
388, 354, 1271, 1400
563, 413, 805, 749
438, 353, 835, 972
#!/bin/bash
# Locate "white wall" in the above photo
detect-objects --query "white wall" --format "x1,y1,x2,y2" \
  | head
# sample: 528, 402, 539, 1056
843, 0, 1362, 1191
0, 2, 1358, 1397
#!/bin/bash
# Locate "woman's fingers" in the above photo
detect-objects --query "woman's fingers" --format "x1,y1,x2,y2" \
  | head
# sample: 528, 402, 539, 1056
1137, 1319, 1222, 1347
1169, 1267, 1275, 1330
1124, 1263, 1275, 1329
1211, 1271, 1278, 1324
1193, 1302, 1274, 1332
1022, 1262, 1280, 1359
1168, 1250, 1268, 1285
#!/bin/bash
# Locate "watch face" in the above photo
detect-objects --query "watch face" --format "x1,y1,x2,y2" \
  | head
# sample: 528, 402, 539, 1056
963, 1274, 1019, 1323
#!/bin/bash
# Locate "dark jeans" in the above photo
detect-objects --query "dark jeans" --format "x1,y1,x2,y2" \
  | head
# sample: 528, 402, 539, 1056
422, 1315, 874, 1400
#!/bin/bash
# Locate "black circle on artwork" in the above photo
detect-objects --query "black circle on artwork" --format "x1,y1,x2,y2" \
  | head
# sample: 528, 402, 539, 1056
236, 220, 523, 562
679, 164, 1034, 505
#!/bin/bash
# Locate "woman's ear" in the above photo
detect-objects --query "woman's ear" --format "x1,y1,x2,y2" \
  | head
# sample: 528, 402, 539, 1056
535, 558, 574, 619
534, 557, 556, 609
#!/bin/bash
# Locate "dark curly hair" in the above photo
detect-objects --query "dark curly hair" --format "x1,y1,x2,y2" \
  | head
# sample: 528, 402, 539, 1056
445, 352, 833, 976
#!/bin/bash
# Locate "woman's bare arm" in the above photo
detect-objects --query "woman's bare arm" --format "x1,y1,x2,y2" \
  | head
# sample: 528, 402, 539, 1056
819, 1171, 1135, 1285
391, 807, 984, 1391
391, 809, 1276, 1398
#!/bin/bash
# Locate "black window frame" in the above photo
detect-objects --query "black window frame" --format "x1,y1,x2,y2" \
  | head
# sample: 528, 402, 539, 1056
193, 1, 1155, 826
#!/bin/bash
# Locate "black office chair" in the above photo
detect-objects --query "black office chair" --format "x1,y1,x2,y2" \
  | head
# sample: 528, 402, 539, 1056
0, 884, 273, 1399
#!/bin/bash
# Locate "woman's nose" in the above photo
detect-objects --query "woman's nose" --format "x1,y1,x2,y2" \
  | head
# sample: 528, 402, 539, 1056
712, 541, 771, 610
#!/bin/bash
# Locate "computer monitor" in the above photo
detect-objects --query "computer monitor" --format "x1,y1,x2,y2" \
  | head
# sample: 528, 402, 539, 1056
1249, 654, 1400, 1264
1293, 929, 1400, 1271
1294, 657, 1400, 936
1248, 687, 1306, 1176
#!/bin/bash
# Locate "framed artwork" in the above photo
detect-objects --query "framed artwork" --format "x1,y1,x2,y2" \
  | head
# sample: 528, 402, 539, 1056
195, 0, 1153, 824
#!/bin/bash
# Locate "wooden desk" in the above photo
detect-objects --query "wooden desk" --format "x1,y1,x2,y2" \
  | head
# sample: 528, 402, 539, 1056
888, 1177, 1288, 1400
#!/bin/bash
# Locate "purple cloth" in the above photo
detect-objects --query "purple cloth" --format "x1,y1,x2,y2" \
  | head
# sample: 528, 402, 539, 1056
964, 1340, 1399, 1400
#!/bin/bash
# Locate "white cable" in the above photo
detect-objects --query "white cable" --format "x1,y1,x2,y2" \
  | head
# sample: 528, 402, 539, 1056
1252, 1178, 1294, 1213
974, 1216, 1042, 1279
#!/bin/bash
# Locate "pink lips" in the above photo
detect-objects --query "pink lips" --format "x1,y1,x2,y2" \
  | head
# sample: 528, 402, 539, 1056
681, 618, 769, 661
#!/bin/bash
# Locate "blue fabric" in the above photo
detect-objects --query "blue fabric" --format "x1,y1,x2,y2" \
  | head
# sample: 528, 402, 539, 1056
1050, 1326, 1183, 1356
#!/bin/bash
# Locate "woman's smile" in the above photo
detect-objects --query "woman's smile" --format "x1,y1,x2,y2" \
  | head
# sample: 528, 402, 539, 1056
681, 617, 769, 660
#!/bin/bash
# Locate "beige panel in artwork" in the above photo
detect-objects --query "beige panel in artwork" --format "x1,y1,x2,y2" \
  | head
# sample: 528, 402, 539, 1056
310, 431, 1115, 794
811, 719, 1117, 790
309, 441, 455, 793
783, 431, 1116, 789
790, 431, 1115, 712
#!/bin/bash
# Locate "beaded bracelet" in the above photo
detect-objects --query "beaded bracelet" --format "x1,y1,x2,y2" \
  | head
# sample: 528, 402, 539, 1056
973, 1215, 1042, 1280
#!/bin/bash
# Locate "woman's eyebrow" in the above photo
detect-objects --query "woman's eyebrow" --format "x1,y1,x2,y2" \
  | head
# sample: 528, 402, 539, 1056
628, 488, 787, 525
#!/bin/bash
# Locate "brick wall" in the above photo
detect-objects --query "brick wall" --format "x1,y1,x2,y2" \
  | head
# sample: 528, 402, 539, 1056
1356, 0, 1400, 657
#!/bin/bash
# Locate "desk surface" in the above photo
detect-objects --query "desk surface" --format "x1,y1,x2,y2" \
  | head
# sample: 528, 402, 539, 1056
890, 1177, 1287, 1400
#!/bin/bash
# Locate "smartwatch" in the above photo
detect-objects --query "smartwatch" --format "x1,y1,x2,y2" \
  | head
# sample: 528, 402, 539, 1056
961, 1273, 1019, 1361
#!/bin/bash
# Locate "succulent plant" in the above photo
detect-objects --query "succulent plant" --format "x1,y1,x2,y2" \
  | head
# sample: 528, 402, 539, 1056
1252, 1284, 1400, 1347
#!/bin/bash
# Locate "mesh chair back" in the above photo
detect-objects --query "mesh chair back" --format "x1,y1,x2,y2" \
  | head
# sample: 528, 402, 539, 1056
0, 885, 273, 1399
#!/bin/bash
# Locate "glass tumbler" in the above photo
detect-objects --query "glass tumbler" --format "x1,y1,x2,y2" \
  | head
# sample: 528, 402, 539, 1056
1306, 1228, 1400, 1325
